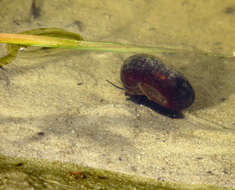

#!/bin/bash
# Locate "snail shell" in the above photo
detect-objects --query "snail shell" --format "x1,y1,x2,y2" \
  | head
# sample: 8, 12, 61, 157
121, 54, 195, 111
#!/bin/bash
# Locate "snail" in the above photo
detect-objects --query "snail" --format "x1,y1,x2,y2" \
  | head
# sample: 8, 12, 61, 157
120, 54, 195, 111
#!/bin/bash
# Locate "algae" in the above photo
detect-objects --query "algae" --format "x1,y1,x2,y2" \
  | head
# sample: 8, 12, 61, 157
0, 154, 232, 190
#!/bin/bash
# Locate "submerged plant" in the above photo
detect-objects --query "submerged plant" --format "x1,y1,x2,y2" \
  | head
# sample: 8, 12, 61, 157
0, 28, 84, 67
0, 28, 233, 67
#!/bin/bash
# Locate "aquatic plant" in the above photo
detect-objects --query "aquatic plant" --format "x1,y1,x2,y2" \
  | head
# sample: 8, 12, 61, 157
0, 28, 233, 67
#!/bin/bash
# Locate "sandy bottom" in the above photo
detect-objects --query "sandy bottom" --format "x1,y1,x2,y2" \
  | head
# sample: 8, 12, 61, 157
0, 0, 234, 188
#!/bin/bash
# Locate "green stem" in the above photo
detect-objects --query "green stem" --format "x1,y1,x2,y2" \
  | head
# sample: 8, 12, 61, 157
0, 33, 184, 54
0, 33, 234, 57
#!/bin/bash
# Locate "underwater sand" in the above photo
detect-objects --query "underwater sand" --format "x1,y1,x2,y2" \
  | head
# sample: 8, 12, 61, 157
0, 0, 234, 188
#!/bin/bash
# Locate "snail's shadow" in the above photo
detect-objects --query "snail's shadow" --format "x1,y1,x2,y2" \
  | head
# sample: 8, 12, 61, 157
127, 95, 184, 119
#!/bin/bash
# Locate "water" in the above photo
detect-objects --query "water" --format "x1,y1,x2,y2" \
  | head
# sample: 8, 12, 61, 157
0, 0, 234, 188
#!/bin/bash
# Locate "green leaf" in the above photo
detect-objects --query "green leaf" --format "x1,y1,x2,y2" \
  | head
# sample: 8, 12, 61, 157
0, 28, 83, 67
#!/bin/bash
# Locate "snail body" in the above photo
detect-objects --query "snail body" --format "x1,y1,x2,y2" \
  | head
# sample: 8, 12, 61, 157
121, 54, 195, 111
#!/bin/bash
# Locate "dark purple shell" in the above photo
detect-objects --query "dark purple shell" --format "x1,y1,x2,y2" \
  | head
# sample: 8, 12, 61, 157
120, 54, 195, 111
